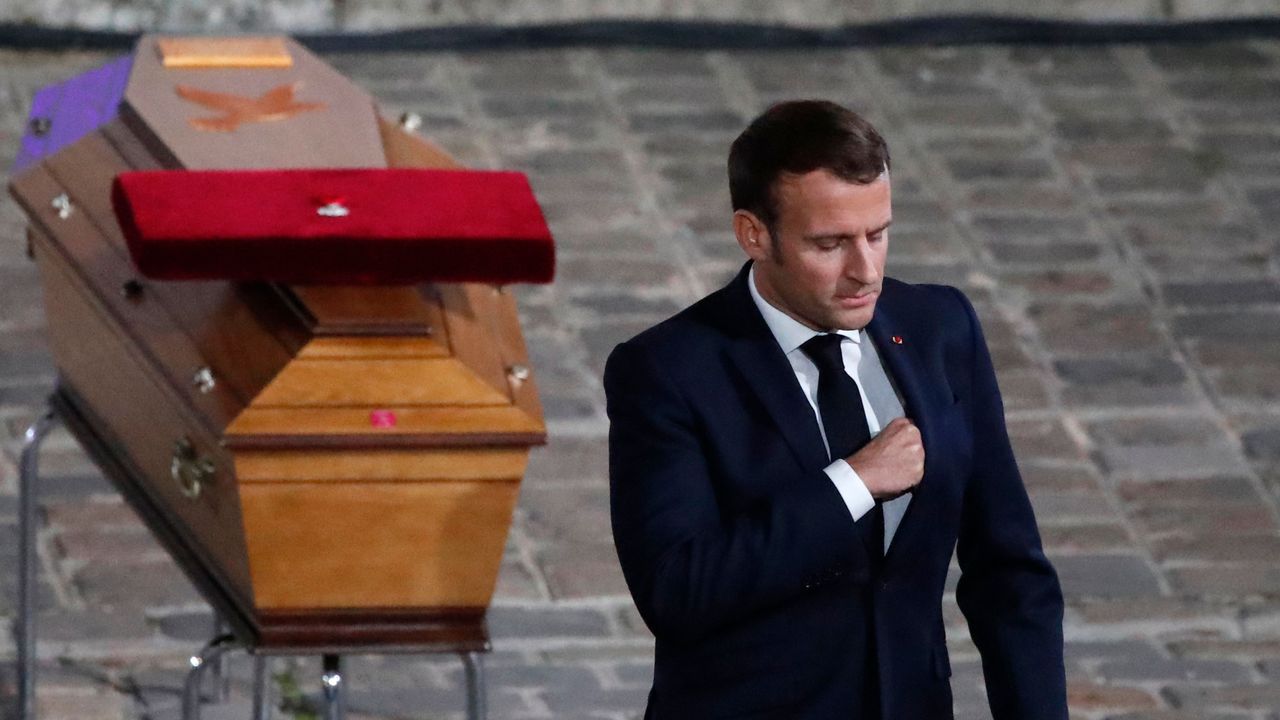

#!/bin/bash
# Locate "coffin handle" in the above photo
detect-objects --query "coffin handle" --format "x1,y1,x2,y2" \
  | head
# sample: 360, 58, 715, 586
171, 437, 216, 500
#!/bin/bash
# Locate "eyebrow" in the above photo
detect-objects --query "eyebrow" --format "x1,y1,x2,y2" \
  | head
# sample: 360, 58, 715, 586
803, 218, 893, 243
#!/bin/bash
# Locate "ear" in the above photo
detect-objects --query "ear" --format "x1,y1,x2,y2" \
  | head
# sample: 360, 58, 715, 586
732, 209, 772, 263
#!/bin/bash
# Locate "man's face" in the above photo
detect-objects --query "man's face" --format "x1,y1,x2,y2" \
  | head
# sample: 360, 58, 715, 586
748, 169, 891, 331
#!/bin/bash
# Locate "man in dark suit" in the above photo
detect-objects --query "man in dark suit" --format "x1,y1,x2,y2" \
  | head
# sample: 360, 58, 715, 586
604, 100, 1068, 719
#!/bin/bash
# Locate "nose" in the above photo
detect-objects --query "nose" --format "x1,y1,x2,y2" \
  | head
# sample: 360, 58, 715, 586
844, 236, 881, 285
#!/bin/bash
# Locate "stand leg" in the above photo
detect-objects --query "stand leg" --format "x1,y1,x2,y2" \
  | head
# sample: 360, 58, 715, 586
252, 654, 272, 720
463, 652, 486, 720
181, 634, 237, 720
321, 654, 345, 720
18, 406, 58, 720
211, 617, 231, 702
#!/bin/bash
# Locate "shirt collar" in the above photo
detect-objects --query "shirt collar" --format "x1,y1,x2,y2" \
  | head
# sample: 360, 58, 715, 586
748, 263, 861, 356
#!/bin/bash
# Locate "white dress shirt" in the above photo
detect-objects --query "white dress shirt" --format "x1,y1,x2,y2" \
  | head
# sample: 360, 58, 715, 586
747, 265, 912, 553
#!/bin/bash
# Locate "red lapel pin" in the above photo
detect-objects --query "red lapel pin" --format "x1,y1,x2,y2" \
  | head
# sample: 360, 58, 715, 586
891, 335, 904, 345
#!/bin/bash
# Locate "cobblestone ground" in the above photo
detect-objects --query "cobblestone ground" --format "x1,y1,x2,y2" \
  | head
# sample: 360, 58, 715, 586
0, 40, 1279, 720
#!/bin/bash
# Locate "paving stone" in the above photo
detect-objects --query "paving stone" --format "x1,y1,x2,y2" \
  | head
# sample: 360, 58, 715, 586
907, 98, 1032, 132
1198, 131, 1280, 169
1115, 475, 1263, 506
0, 576, 61, 614
1131, 503, 1276, 538
1009, 46, 1137, 89
1064, 638, 1164, 664
1105, 197, 1231, 225
522, 485, 612, 546
1190, 336, 1280, 370
73, 559, 202, 610
524, 437, 608, 485
1098, 656, 1251, 683
34, 471, 113, 499
1041, 523, 1134, 552
1000, 268, 1138, 301
1028, 490, 1116, 522
539, 545, 630, 600
1146, 43, 1275, 73
1167, 77, 1280, 104
1056, 116, 1174, 142
1086, 416, 1253, 480
0, 344, 54, 380
555, 256, 689, 292
1068, 676, 1161, 712
1063, 142, 1208, 177
1243, 427, 1280, 464
1094, 172, 1211, 195
148, 609, 217, 643
540, 393, 602, 424
53, 526, 167, 565
946, 156, 1057, 182
626, 110, 743, 134
1052, 554, 1163, 598
568, 292, 686, 320
1167, 566, 1280, 596
1152, 534, 1280, 563
36, 608, 154, 642
1168, 637, 1280, 661
487, 606, 612, 640
1211, 366, 1280, 404
1173, 310, 1280, 341
598, 51, 714, 79
1007, 418, 1088, 463
1030, 302, 1165, 355
988, 240, 1104, 264
34, 686, 134, 720
615, 79, 725, 108
1054, 354, 1196, 408
1162, 279, 1280, 309
495, 557, 547, 601
1164, 682, 1280, 712
42, 498, 145, 531
1144, 251, 1276, 283
1070, 597, 1240, 628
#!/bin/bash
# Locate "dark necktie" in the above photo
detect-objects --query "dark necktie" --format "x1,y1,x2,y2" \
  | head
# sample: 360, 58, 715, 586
799, 333, 884, 569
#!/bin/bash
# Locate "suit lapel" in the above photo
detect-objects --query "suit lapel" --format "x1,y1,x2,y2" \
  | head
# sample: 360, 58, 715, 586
720, 264, 830, 472
864, 287, 953, 564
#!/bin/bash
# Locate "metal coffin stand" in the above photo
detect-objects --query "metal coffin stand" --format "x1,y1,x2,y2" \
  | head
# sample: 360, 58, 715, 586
19, 388, 489, 720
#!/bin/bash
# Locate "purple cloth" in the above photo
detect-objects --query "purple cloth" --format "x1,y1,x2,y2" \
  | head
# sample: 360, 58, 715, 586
12, 54, 133, 174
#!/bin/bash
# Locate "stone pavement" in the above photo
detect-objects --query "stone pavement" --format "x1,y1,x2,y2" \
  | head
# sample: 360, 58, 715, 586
1, 39, 1279, 720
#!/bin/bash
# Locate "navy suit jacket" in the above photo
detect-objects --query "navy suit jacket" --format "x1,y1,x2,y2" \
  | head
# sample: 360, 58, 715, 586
604, 262, 1068, 719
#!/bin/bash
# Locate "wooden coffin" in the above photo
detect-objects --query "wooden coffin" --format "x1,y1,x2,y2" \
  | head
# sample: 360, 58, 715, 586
8, 35, 548, 652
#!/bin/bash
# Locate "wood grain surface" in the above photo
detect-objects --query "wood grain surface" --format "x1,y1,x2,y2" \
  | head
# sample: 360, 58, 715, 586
31, 226, 254, 601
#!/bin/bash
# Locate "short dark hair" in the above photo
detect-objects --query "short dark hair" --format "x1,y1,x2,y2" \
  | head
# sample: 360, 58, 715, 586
728, 100, 890, 236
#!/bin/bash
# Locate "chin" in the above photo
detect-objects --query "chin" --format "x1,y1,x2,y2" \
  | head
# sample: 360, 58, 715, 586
828, 306, 875, 331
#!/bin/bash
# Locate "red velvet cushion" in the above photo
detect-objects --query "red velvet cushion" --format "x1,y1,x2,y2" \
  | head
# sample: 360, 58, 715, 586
111, 168, 555, 284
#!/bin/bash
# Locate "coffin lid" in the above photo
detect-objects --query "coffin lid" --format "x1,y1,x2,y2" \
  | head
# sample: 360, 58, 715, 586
123, 35, 386, 170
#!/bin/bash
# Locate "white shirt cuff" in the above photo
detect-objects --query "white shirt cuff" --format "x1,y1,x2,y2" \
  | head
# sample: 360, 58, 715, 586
823, 459, 876, 521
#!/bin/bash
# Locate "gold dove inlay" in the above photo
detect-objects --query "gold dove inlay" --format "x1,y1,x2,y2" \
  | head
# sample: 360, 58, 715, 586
175, 82, 325, 133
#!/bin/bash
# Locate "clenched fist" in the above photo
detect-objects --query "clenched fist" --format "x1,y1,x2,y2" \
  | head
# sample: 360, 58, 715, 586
843, 416, 924, 500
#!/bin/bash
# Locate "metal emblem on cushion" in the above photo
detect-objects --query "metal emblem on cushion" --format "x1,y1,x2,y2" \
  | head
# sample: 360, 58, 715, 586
316, 200, 350, 217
